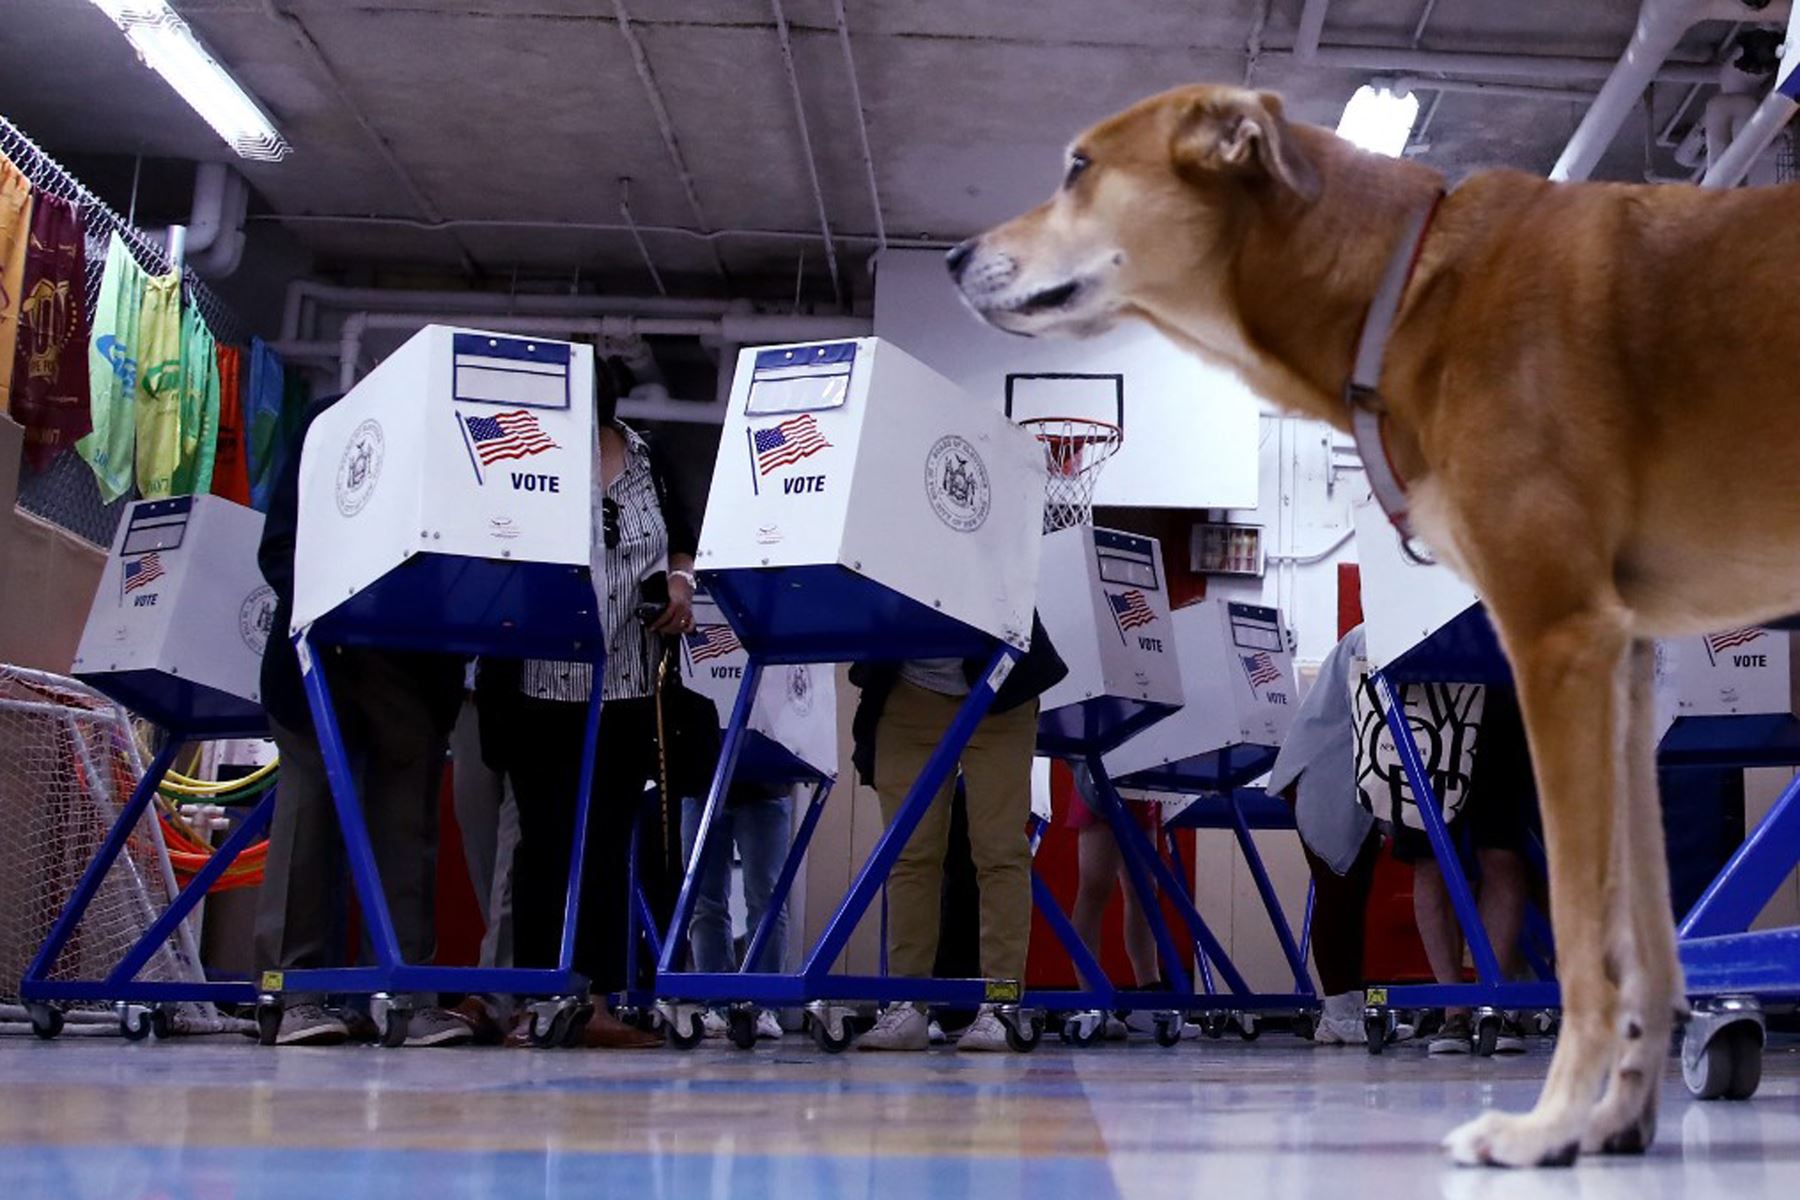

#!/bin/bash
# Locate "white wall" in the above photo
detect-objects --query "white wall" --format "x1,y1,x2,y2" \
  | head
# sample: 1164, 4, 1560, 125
872, 249, 1259, 511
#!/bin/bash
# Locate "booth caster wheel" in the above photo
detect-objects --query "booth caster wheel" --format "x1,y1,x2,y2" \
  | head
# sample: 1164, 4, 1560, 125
662, 1003, 707, 1051
998, 1007, 1043, 1053
119, 1003, 169, 1041
1683, 998, 1765, 1101
1364, 1007, 1393, 1056
1153, 1013, 1185, 1048
806, 1002, 855, 1054
527, 998, 592, 1049
727, 1006, 760, 1051
1062, 1011, 1105, 1047
1200, 1012, 1229, 1040
26, 1002, 63, 1040
255, 994, 282, 1046
1292, 1011, 1317, 1042
371, 994, 412, 1048
1236, 1013, 1260, 1042
1473, 1008, 1503, 1058
619, 1005, 664, 1035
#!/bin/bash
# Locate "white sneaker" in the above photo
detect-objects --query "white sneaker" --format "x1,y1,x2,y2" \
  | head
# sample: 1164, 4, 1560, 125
956, 1005, 1011, 1053
275, 1003, 348, 1047
700, 1010, 729, 1039
1314, 991, 1367, 1046
857, 1003, 929, 1051
1103, 1015, 1130, 1041
1123, 1010, 1159, 1036
755, 1010, 784, 1041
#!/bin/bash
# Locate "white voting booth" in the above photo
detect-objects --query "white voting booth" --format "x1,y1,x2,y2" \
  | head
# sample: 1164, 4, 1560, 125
697, 338, 1043, 661
292, 324, 601, 658
72, 494, 269, 733
1352, 497, 1800, 745
1034, 525, 1183, 755
1103, 599, 1297, 791
681, 588, 837, 783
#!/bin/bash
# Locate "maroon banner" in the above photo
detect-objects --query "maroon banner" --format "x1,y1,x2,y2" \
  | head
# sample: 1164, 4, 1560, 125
9, 194, 91, 470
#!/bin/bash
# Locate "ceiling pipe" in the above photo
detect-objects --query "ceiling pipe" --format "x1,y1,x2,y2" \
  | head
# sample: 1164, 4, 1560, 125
830, 0, 887, 254
190, 168, 250, 279
1704, 1, 1800, 185
1294, 0, 1331, 59
1551, 0, 1787, 182
177, 162, 232, 255
280, 279, 744, 343
1297, 44, 1723, 83
1393, 76, 1598, 103
769, 0, 844, 307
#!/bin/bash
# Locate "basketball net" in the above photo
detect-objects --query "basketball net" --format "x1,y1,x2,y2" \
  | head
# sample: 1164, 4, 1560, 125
1019, 417, 1123, 533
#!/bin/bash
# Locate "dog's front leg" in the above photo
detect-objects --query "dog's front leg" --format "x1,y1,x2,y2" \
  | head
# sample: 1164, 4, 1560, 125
1444, 608, 1628, 1168
1583, 638, 1685, 1155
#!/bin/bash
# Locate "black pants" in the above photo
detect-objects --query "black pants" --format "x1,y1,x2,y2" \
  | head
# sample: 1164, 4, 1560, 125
1300, 825, 1384, 996
501, 695, 682, 994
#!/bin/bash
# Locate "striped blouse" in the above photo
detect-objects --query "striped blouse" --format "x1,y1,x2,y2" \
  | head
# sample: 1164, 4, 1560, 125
519, 421, 691, 704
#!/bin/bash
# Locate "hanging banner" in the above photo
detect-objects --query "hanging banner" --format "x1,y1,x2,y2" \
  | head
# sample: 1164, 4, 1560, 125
9, 192, 91, 469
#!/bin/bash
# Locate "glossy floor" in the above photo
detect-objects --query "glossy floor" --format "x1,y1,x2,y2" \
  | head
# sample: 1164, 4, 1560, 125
0, 1030, 1795, 1199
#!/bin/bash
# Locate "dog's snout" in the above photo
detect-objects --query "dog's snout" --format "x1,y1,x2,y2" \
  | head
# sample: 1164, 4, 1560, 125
945, 239, 977, 280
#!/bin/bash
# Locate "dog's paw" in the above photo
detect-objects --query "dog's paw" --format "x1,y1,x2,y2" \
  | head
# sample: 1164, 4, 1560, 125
1582, 1095, 1658, 1156
1444, 1111, 1582, 1169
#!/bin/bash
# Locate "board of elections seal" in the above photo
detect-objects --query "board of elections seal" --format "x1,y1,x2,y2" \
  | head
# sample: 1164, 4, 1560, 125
239, 584, 277, 654
786, 664, 814, 717
924, 435, 990, 533
336, 419, 385, 517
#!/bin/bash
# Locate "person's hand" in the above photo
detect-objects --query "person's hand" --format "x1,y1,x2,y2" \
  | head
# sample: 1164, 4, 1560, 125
649, 570, 695, 636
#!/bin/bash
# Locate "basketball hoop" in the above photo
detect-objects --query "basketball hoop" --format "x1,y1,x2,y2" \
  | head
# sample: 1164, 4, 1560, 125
1017, 417, 1123, 532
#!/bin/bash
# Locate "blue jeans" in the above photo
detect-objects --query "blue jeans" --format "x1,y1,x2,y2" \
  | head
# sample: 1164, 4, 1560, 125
679, 793, 793, 974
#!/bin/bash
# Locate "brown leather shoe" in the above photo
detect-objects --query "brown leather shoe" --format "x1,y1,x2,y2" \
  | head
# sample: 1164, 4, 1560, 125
502, 1012, 534, 1049
582, 1008, 663, 1049
449, 997, 504, 1046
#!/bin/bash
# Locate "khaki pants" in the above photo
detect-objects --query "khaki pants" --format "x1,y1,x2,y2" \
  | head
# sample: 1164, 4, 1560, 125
871, 680, 1037, 982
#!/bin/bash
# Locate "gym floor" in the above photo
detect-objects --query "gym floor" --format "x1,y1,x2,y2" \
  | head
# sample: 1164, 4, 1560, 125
0, 1033, 1795, 1199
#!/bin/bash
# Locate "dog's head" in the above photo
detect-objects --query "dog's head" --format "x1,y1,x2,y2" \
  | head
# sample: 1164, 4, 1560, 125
949, 85, 1319, 343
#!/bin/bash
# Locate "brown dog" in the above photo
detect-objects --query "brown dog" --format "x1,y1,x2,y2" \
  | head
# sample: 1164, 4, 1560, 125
953, 83, 1800, 1167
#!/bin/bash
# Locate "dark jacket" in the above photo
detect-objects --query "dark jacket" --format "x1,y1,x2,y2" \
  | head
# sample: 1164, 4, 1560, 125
258, 396, 465, 734
848, 612, 1066, 787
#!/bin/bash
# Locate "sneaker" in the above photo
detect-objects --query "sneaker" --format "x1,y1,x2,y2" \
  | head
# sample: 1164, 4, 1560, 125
1103, 1014, 1130, 1041
1492, 1017, 1527, 1055
403, 1007, 475, 1048
275, 1003, 348, 1046
956, 1005, 1011, 1053
857, 1003, 929, 1052
1123, 1010, 1159, 1037
1429, 1013, 1474, 1055
755, 1010, 784, 1041
927, 1019, 948, 1046
700, 1010, 730, 1040
1315, 991, 1366, 1046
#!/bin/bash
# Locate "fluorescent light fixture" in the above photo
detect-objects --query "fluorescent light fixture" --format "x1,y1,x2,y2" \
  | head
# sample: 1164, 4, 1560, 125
89, 0, 289, 162
1336, 83, 1419, 158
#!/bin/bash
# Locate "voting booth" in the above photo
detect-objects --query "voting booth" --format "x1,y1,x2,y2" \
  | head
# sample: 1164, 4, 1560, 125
72, 495, 269, 734
1034, 526, 1184, 756
695, 338, 1043, 662
1103, 600, 1297, 793
681, 587, 837, 784
292, 324, 602, 659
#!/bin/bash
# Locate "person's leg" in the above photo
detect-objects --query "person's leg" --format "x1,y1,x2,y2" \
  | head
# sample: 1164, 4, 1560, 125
869, 683, 959, 980
1476, 847, 1529, 979
957, 699, 1038, 986
1115, 851, 1162, 989
449, 697, 503, 965
734, 790, 793, 975
1303, 826, 1383, 1044
1071, 825, 1122, 989
680, 794, 737, 975
575, 698, 655, 997
252, 716, 345, 1042
860, 682, 959, 1051
346, 652, 450, 1016
486, 786, 519, 971
502, 700, 587, 975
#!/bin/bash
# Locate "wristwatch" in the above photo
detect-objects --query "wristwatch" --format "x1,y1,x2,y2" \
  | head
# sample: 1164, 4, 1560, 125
669, 568, 698, 590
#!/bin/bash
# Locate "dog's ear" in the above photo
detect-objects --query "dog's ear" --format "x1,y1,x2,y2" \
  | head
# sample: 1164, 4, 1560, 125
1171, 89, 1320, 204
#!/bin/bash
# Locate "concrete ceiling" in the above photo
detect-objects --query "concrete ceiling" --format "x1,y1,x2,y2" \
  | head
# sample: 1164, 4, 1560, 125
0, 1, 1777, 306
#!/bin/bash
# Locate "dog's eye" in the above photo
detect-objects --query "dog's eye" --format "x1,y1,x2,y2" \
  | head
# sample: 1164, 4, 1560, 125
1063, 152, 1090, 189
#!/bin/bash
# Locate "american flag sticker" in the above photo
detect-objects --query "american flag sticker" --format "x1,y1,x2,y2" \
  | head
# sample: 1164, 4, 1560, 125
1241, 651, 1283, 690
684, 623, 742, 665
459, 408, 559, 480
1107, 589, 1157, 640
123, 552, 165, 597
751, 414, 831, 477
1704, 627, 1766, 665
